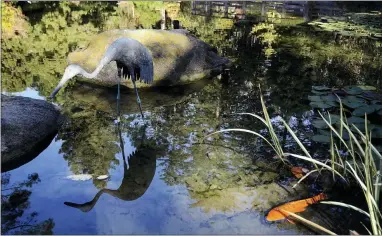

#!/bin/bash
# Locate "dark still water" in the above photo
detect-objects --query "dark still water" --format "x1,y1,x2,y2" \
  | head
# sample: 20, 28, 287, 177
1, 1, 381, 235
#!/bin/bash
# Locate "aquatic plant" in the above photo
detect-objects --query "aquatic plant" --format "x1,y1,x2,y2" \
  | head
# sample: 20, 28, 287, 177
308, 12, 382, 40
308, 85, 382, 144
250, 23, 279, 58
207, 87, 381, 234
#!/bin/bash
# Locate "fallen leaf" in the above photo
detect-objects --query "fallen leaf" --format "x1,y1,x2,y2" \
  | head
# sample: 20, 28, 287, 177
291, 167, 309, 179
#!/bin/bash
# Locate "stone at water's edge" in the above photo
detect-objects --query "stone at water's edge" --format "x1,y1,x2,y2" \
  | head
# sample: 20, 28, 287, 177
68, 29, 232, 89
1, 95, 63, 172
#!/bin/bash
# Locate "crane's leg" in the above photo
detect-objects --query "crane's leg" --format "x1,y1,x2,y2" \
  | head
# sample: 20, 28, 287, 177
130, 68, 144, 119
116, 68, 122, 123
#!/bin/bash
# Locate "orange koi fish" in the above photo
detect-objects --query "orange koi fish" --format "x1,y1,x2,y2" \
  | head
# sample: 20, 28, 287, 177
266, 193, 328, 223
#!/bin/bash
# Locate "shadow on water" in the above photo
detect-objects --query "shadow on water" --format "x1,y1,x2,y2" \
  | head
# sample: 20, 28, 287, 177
63, 123, 159, 212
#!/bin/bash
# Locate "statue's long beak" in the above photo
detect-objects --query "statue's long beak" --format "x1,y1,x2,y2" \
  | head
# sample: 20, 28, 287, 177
64, 189, 105, 213
49, 72, 72, 98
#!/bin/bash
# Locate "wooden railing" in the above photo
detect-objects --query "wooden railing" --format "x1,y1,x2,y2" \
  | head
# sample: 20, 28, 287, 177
191, 1, 344, 22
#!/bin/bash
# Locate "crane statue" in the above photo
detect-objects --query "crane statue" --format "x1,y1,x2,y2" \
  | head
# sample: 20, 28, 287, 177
49, 37, 153, 119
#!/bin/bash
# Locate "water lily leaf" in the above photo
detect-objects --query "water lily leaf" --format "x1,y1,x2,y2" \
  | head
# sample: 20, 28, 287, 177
347, 116, 368, 124
312, 135, 331, 143
311, 90, 329, 95
312, 86, 330, 91
370, 104, 382, 112
342, 96, 366, 109
378, 109, 382, 116
370, 127, 382, 139
356, 85, 376, 91
342, 96, 366, 103
310, 102, 334, 109
312, 119, 329, 129
350, 123, 366, 132
321, 95, 338, 102
322, 114, 341, 124
344, 86, 363, 95
319, 129, 331, 136
352, 106, 375, 116
308, 95, 322, 102
362, 91, 382, 101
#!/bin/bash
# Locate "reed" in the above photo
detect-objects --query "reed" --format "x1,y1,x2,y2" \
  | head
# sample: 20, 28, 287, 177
207, 90, 381, 235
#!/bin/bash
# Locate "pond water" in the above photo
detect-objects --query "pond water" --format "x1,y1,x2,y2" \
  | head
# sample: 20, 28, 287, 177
1, 2, 381, 235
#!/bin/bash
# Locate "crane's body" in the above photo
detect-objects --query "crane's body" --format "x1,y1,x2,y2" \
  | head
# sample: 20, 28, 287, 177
50, 37, 154, 119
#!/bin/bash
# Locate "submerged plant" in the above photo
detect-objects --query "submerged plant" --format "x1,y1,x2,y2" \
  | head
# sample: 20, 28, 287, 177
207, 87, 381, 235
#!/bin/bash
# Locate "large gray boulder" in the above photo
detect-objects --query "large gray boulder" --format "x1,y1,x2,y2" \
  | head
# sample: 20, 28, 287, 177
1, 95, 63, 172
67, 29, 231, 88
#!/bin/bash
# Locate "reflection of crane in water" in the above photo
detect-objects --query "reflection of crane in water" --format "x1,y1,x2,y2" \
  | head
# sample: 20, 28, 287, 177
49, 38, 154, 119
64, 123, 157, 212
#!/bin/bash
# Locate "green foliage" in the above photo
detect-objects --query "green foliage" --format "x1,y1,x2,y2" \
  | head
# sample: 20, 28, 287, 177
251, 23, 279, 58
1, 3, 29, 38
309, 12, 382, 39
308, 85, 382, 143
133, 1, 163, 29
1, 173, 55, 234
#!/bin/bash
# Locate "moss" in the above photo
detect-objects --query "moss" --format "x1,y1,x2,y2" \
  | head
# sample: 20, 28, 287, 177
68, 29, 193, 73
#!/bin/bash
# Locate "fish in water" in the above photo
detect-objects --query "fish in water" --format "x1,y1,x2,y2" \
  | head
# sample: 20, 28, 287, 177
266, 192, 328, 223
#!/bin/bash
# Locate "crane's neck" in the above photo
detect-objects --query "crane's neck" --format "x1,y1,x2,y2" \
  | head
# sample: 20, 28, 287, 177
80, 55, 111, 79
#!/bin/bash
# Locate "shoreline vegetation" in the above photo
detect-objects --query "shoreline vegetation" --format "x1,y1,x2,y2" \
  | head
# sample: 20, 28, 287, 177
208, 88, 381, 235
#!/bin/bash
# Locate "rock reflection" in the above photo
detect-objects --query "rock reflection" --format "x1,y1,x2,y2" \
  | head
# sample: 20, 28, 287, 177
64, 123, 158, 213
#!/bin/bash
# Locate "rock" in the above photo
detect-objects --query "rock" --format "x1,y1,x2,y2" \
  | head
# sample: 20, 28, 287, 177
1, 95, 63, 172
67, 29, 232, 89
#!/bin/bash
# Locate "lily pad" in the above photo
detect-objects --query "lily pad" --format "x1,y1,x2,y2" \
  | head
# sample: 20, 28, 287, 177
322, 114, 341, 124
312, 85, 330, 91
344, 86, 363, 95
362, 91, 382, 101
312, 135, 331, 143
310, 101, 335, 109
342, 96, 366, 109
370, 127, 382, 139
352, 106, 375, 116
312, 119, 329, 129
370, 104, 382, 112
308, 95, 322, 102
347, 116, 368, 124
319, 129, 331, 136
357, 85, 376, 91
321, 95, 338, 102
312, 90, 330, 95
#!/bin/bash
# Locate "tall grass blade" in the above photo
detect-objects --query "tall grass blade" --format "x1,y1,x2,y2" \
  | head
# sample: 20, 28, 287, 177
280, 210, 337, 235
284, 153, 346, 181
281, 120, 318, 169
320, 201, 370, 217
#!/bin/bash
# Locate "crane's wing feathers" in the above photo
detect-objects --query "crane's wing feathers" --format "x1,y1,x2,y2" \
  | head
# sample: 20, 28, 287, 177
138, 59, 154, 84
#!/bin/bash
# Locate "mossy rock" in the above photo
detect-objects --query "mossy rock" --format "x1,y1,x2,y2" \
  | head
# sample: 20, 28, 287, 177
67, 29, 232, 89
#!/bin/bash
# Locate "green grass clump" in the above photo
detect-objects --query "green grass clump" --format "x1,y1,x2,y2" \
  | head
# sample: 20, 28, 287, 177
207, 86, 381, 235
